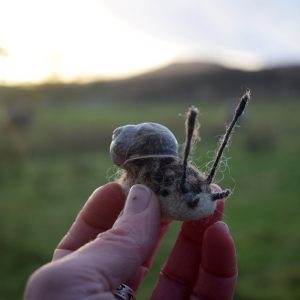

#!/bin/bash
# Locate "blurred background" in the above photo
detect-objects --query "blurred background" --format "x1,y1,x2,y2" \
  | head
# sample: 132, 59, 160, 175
0, 0, 300, 299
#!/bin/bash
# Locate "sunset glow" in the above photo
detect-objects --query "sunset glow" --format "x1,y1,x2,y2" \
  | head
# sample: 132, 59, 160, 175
0, 0, 184, 84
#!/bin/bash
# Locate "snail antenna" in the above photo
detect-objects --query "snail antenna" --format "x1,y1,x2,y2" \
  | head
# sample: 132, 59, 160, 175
206, 89, 251, 184
180, 106, 199, 191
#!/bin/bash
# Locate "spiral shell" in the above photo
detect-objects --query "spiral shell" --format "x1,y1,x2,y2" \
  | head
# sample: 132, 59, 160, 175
110, 122, 179, 168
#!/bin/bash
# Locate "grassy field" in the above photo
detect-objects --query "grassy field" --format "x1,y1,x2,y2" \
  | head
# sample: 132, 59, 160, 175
0, 100, 300, 299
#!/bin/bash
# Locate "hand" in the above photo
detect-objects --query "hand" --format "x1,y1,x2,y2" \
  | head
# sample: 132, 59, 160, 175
24, 183, 237, 300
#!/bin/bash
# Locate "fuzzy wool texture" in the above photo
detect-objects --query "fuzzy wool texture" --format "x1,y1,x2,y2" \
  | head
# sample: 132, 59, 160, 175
118, 158, 217, 221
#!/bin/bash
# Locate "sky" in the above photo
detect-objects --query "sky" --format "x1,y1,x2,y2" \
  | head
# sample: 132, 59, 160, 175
0, 0, 299, 85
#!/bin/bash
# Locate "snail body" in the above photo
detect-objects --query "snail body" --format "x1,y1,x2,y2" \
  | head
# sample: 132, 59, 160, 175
117, 156, 216, 220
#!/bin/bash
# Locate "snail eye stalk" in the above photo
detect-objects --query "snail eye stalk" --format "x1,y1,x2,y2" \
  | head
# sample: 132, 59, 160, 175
212, 189, 231, 201
206, 90, 251, 185
180, 106, 199, 192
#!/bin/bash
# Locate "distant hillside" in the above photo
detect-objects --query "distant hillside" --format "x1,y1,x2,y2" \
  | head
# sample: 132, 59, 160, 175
0, 62, 299, 104
106, 63, 300, 103
131, 62, 226, 80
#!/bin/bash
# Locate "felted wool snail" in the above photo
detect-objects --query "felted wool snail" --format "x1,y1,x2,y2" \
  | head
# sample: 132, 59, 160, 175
110, 91, 250, 221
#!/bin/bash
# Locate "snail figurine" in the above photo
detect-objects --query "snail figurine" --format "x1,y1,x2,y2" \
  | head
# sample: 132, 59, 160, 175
110, 91, 250, 221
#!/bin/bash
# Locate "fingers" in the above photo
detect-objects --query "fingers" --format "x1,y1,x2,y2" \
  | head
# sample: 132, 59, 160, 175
191, 222, 237, 300
151, 199, 224, 300
53, 182, 125, 260
59, 185, 161, 293
126, 219, 170, 291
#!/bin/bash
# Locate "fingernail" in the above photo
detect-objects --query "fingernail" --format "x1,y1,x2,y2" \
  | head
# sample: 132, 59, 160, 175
124, 184, 152, 215
215, 221, 230, 232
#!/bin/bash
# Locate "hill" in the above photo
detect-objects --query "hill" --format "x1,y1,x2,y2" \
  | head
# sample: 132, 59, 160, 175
0, 62, 299, 104
107, 62, 300, 103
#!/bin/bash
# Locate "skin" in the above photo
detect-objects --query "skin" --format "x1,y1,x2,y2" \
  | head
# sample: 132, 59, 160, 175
24, 182, 237, 300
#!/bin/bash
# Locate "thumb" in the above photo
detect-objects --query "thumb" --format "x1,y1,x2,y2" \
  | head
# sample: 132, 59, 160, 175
67, 184, 161, 292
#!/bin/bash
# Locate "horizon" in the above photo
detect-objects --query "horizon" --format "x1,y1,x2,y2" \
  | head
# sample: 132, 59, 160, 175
1, 59, 300, 88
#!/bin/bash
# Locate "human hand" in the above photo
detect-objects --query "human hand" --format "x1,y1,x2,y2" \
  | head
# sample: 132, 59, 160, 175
151, 184, 237, 300
24, 183, 237, 300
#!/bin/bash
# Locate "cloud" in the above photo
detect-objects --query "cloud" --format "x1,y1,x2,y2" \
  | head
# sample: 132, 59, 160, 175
0, 47, 8, 56
101, 0, 300, 66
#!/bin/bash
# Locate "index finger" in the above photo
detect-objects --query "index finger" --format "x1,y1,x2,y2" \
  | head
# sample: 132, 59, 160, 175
191, 222, 237, 300
53, 182, 125, 260
151, 187, 224, 299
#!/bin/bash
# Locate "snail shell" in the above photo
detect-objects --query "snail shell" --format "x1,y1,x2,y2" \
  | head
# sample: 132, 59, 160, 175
110, 122, 179, 168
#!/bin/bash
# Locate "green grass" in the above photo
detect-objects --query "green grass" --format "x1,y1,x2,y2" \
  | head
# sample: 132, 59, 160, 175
0, 100, 300, 299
